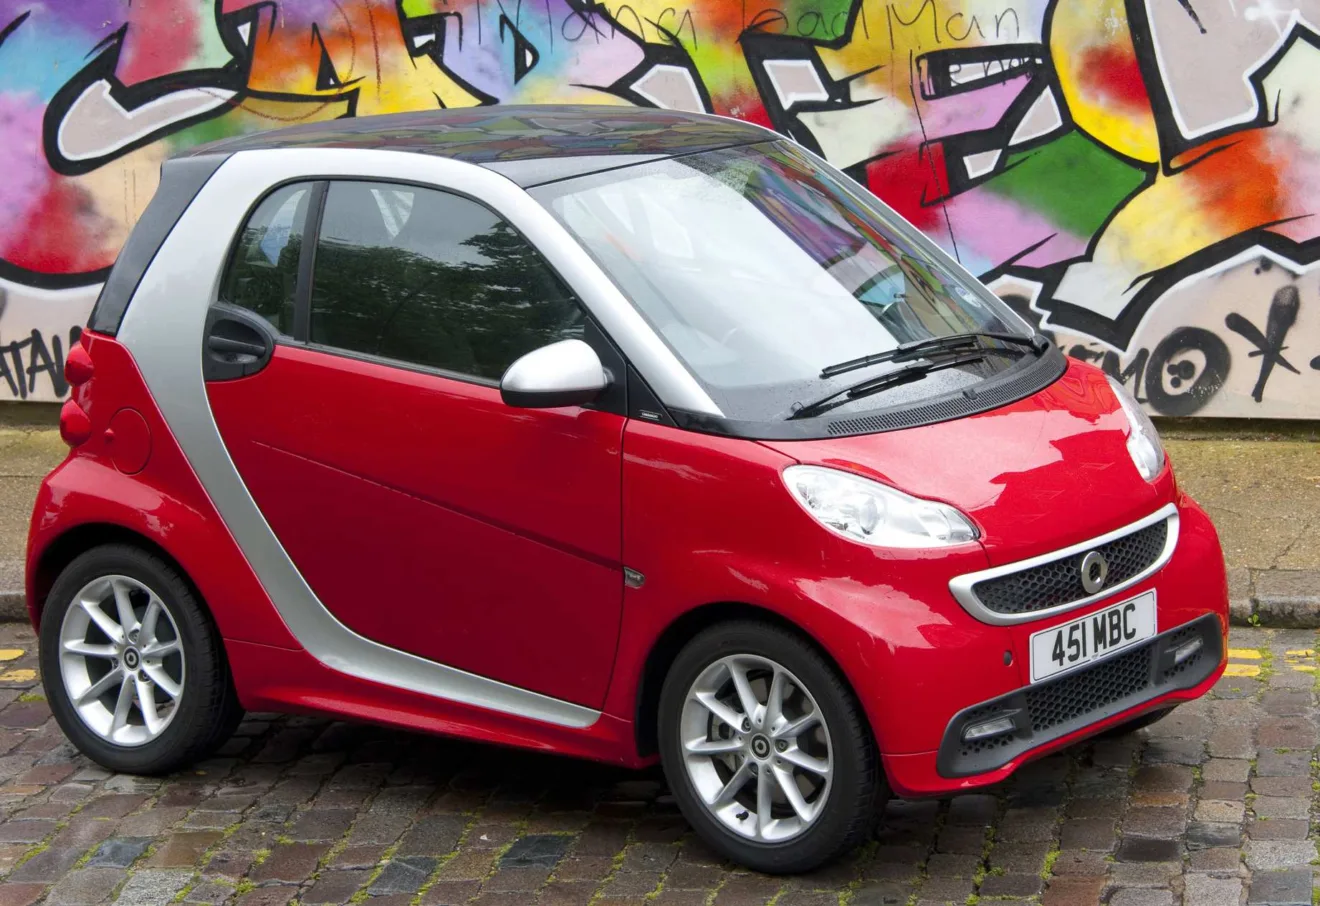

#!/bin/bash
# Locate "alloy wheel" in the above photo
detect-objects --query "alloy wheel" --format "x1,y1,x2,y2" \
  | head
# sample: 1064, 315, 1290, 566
57, 575, 185, 747
679, 654, 833, 843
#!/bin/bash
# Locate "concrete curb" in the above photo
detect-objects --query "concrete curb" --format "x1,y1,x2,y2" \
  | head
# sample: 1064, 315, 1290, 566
1229, 567, 1320, 628
1, 569, 1317, 627
0, 590, 25, 624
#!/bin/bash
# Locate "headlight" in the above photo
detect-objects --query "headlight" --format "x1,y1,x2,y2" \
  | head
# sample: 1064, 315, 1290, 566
783, 465, 978, 548
1107, 376, 1165, 481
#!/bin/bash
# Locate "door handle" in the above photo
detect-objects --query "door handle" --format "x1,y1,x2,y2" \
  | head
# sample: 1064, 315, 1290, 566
203, 306, 277, 381
207, 334, 267, 358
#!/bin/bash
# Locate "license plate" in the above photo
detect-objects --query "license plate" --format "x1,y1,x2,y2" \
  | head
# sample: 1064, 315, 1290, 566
1029, 591, 1157, 683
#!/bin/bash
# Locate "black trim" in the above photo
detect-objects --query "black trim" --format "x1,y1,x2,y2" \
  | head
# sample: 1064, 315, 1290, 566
627, 365, 675, 427
501, 384, 606, 409
936, 614, 1222, 778
293, 181, 327, 342
87, 153, 229, 335
666, 347, 1066, 441
579, 318, 628, 418
202, 302, 278, 381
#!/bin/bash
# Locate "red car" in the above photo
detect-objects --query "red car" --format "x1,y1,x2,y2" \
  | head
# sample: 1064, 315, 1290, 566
29, 107, 1227, 873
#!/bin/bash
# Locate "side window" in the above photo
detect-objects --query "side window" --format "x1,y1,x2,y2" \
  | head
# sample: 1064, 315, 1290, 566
309, 181, 585, 381
219, 183, 312, 335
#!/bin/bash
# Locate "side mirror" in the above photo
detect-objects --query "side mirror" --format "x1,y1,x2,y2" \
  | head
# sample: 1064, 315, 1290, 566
500, 339, 610, 409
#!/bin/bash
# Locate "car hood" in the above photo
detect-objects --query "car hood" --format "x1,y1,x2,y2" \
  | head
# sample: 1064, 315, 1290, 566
760, 360, 1172, 565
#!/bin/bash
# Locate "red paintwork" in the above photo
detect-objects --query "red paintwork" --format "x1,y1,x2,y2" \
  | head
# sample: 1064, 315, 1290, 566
205, 345, 625, 709
58, 399, 92, 447
106, 408, 152, 475
226, 640, 638, 765
64, 343, 94, 386
28, 336, 1230, 796
27, 333, 299, 649
760, 361, 1172, 565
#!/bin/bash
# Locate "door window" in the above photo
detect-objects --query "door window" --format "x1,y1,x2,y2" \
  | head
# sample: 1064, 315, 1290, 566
309, 181, 585, 381
218, 183, 312, 335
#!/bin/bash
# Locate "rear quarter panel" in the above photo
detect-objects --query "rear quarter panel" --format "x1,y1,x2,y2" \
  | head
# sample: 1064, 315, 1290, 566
27, 332, 298, 650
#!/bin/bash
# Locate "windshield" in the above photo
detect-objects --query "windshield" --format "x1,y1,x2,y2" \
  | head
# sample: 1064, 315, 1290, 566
530, 140, 1033, 422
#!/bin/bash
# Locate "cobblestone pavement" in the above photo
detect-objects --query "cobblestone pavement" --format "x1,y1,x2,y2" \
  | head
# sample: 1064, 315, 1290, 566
0, 623, 1314, 906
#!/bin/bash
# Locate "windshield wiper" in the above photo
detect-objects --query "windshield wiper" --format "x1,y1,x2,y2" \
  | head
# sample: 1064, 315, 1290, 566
789, 350, 992, 421
820, 331, 1049, 379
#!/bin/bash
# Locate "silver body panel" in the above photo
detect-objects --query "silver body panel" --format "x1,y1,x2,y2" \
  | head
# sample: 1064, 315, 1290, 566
117, 147, 725, 729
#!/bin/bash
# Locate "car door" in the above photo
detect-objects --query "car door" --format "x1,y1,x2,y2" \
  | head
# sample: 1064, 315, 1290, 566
202, 178, 626, 709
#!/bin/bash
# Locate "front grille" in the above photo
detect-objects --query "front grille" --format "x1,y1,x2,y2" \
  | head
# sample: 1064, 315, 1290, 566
937, 614, 1222, 778
972, 519, 1169, 616
1027, 644, 1152, 733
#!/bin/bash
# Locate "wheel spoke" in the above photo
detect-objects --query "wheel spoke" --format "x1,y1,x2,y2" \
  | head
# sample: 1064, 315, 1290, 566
143, 664, 181, 699
75, 668, 123, 706
110, 675, 134, 734
712, 759, 753, 807
63, 640, 117, 659
772, 711, 819, 741
763, 669, 786, 732
755, 764, 774, 837
139, 599, 164, 648
136, 677, 162, 736
780, 746, 830, 776
111, 579, 138, 637
694, 691, 744, 731
684, 737, 743, 756
679, 652, 832, 844
771, 764, 815, 822
79, 597, 123, 643
140, 638, 180, 658
727, 660, 763, 726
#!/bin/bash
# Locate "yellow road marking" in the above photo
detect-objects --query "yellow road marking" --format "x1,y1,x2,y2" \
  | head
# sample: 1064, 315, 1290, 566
1285, 650, 1317, 673
0, 649, 24, 662
1227, 649, 1262, 660
1223, 664, 1261, 677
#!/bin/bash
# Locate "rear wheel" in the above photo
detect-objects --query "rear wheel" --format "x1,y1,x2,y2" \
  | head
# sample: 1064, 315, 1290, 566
658, 621, 882, 874
40, 544, 243, 774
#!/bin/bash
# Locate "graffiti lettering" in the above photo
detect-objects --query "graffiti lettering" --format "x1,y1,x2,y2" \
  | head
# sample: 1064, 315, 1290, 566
0, 327, 82, 400
0, 0, 1315, 413
1225, 286, 1302, 403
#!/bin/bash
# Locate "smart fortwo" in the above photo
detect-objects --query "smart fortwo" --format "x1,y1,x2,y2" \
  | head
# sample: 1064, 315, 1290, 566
29, 107, 1228, 873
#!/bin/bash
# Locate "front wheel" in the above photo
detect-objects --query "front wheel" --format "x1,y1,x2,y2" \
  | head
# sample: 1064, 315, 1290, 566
657, 621, 882, 874
39, 544, 244, 775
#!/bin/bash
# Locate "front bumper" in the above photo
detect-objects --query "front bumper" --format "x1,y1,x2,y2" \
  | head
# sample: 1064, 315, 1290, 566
868, 493, 1229, 798
935, 613, 1221, 777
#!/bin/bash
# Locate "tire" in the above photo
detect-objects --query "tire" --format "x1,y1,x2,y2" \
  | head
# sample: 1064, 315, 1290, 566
39, 544, 244, 775
1098, 706, 1175, 739
657, 621, 882, 874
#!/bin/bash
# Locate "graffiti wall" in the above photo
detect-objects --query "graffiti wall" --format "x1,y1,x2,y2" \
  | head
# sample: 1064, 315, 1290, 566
1, 0, 1318, 416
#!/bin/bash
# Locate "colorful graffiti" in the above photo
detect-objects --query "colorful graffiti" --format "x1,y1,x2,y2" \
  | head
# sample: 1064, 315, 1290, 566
1, 0, 1318, 415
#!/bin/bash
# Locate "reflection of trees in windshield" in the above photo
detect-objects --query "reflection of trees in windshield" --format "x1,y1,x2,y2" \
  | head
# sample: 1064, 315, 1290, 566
310, 221, 584, 380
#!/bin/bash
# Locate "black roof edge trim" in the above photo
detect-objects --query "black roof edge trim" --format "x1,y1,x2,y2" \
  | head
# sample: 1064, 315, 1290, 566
88, 152, 231, 336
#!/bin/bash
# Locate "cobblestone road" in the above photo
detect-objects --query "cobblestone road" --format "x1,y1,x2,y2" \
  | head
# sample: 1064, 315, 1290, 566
0, 622, 1313, 906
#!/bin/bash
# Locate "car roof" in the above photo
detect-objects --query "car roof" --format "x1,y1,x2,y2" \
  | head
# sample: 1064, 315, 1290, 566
176, 105, 779, 187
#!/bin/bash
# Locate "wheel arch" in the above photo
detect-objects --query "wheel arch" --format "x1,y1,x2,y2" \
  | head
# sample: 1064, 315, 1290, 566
30, 523, 206, 631
632, 601, 875, 759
